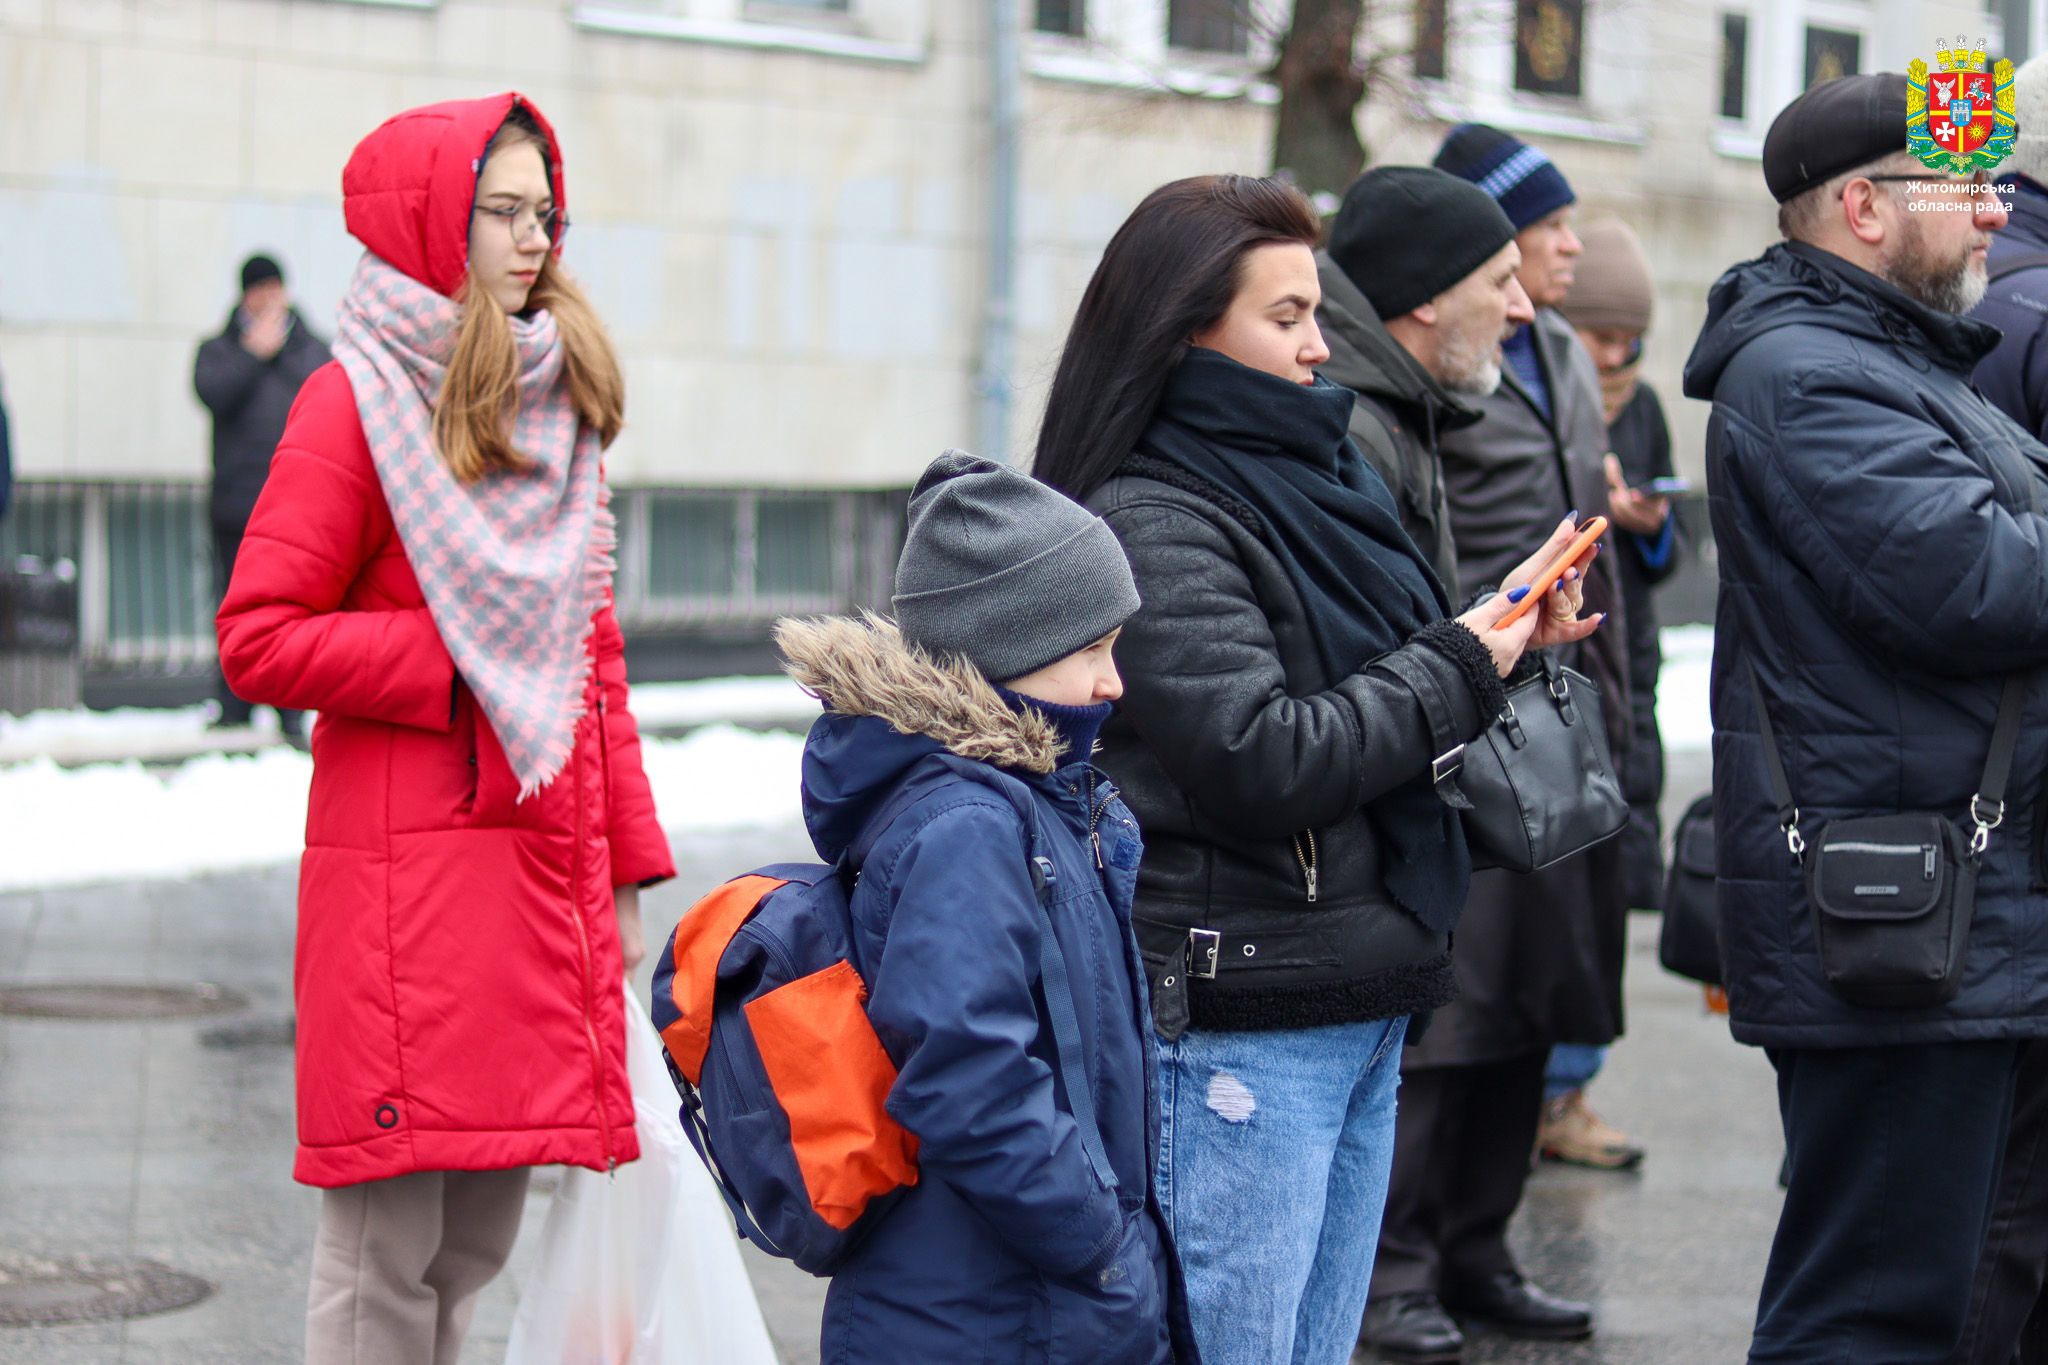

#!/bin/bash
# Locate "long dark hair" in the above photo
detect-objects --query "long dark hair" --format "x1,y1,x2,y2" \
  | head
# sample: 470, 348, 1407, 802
1031, 175, 1322, 500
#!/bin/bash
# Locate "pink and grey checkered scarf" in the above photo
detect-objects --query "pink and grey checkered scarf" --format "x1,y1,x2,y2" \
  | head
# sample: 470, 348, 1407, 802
333, 253, 614, 799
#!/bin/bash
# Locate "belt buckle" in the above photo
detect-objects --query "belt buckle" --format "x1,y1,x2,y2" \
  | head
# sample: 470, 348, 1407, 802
1432, 744, 1465, 786
1188, 928, 1222, 980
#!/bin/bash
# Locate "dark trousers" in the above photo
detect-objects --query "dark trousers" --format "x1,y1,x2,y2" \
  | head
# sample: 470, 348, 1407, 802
1752, 1041, 2022, 1365
211, 517, 301, 734
1951, 1042, 2048, 1365
1370, 1047, 1549, 1300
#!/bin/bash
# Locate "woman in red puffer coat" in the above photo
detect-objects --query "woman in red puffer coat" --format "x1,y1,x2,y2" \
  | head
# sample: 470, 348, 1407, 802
217, 92, 674, 1365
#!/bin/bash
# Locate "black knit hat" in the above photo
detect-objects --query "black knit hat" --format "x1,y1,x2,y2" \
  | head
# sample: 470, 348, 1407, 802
240, 254, 284, 290
1328, 166, 1519, 321
1433, 123, 1575, 230
1762, 72, 1909, 203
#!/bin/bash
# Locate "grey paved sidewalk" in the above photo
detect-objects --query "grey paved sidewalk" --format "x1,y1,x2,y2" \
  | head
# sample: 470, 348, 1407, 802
0, 753, 1787, 1364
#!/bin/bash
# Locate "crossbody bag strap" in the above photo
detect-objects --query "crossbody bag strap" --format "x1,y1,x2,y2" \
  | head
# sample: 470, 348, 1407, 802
1746, 662, 1805, 862
1749, 662, 2026, 862
1970, 674, 2028, 858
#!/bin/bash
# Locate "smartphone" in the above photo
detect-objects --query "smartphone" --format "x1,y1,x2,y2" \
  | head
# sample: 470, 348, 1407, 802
1492, 516, 1608, 631
1639, 476, 1692, 496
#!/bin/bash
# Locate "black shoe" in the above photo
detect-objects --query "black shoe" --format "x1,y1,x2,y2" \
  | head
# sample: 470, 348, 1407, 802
1441, 1272, 1593, 1340
1361, 1292, 1464, 1364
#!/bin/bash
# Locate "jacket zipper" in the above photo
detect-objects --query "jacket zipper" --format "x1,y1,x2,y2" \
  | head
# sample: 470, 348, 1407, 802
1085, 772, 1116, 869
568, 733, 617, 1170
1292, 830, 1319, 902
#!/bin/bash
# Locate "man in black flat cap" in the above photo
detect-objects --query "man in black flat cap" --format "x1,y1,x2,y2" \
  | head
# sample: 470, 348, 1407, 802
194, 254, 329, 738
1685, 72, 2048, 1364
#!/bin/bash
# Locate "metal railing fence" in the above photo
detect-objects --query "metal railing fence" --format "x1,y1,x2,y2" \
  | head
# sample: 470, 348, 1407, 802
0, 481, 905, 676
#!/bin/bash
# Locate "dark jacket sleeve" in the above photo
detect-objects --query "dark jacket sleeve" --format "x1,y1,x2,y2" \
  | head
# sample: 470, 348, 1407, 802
1724, 354, 2048, 674
1103, 497, 1494, 842
193, 330, 266, 422
867, 799, 1124, 1280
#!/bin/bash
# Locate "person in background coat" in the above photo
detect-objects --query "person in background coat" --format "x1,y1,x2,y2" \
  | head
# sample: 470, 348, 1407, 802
0, 356, 12, 524
194, 254, 329, 738
1535, 217, 1681, 1171
1362, 124, 1629, 1365
1949, 50, 2048, 1365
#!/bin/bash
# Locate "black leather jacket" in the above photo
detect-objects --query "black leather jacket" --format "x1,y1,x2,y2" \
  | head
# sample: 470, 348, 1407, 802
1087, 467, 1502, 1037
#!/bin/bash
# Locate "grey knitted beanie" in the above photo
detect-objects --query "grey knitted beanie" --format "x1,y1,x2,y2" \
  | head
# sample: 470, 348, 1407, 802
893, 451, 1140, 682
2011, 54, 2048, 185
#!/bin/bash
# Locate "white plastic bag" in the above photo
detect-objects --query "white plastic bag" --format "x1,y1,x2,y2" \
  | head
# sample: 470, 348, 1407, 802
505, 986, 780, 1365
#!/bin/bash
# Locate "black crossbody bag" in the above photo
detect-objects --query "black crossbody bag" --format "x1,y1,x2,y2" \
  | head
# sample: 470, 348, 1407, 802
1750, 665, 2024, 1008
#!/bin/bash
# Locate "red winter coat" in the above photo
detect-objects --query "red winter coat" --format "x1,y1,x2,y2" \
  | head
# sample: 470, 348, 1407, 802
217, 92, 675, 1189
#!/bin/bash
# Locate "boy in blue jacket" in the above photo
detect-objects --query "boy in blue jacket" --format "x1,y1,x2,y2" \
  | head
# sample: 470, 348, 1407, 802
774, 452, 1196, 1364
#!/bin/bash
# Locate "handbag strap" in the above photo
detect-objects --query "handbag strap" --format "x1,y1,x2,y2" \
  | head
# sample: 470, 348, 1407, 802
1747, 662, 2025, 863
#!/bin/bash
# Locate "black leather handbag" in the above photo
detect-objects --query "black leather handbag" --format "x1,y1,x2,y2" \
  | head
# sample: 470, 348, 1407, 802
1750, 664, 2024, 1009
1440, 653, 1631, 875
1658, 793, 1721, 985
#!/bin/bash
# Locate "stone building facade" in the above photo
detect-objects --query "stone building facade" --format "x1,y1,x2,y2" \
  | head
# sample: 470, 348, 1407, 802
0, 0, 2015, 697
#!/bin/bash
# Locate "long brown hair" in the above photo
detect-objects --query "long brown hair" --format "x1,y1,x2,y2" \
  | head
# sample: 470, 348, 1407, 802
1031, 175, 1321, 500
435, 113, 625, 483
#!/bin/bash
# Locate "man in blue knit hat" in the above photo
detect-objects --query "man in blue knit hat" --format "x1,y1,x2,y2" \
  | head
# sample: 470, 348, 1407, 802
1361, 125, 1629, 1364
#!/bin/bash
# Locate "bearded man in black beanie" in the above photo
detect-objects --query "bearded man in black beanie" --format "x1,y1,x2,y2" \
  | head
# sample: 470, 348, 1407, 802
1316, 165, 1535, 595
1360, 128, 1627, 1364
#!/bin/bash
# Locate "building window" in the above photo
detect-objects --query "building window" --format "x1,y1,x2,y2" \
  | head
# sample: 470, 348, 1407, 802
1513, 0, 1583, 96
1414, 0, 1448, 79
1804, 26, 1860, 87
1720, 12, 1748, 118
1037, 0, 1086, 36
1168, 0, 1250, 54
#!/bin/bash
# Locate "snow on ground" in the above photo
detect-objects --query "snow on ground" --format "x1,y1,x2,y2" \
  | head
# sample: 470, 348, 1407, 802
0, 640, 1715, 892
628, 676, 819, 733
0, 722, 804, 893
1658, 624, 1714, 753
0, 702, 274, 766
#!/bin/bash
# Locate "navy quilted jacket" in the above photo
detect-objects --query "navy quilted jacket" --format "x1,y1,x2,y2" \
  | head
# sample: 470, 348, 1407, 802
1684, 240, 2048, 1047
784, 616, 1196, 1364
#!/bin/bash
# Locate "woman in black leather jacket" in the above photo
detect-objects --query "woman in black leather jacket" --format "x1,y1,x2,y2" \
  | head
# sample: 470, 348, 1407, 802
1032, 174, 1601, 1365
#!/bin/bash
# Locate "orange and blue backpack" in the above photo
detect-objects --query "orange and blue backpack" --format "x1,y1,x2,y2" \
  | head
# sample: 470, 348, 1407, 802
648, 760, 1123, 1275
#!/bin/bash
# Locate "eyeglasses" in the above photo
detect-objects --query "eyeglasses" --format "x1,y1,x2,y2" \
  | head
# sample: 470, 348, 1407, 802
473, 201, 570, 248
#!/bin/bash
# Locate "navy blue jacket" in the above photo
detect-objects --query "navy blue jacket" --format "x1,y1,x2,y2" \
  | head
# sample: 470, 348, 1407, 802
782, 616, 1194, 1363
1973, 175, 2048, 441
1684, 241, 2048, 1048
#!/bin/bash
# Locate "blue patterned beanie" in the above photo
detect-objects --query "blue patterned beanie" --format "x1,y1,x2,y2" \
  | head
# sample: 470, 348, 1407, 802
1433, 123, 1575, 230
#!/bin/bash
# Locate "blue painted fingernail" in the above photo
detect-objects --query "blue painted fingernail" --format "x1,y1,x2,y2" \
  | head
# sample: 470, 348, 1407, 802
1506, 586, 1531, 603
1568, 509, 1580, 522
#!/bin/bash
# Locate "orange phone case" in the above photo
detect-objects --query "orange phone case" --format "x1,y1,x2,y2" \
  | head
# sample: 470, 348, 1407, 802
1491, 516, 1607, 630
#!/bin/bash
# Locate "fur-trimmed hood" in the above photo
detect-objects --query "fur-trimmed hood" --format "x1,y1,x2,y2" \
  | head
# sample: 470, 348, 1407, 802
779, 614, 1086, 866
777, 613, 1065, 774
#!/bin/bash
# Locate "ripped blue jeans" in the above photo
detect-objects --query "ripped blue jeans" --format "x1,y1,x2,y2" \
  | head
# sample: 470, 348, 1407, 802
1155, 1016, 1408, 1365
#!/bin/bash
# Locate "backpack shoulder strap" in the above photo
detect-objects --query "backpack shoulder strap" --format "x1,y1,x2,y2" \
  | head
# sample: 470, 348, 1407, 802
1989, 251, 2048, 283
937, 758, 1121, 1195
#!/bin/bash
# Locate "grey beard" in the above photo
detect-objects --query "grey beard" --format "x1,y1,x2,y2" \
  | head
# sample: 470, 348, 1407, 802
1447, 358, 1502, 396
1881, 238, 1988, 315
1438, 322, 1503, 395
